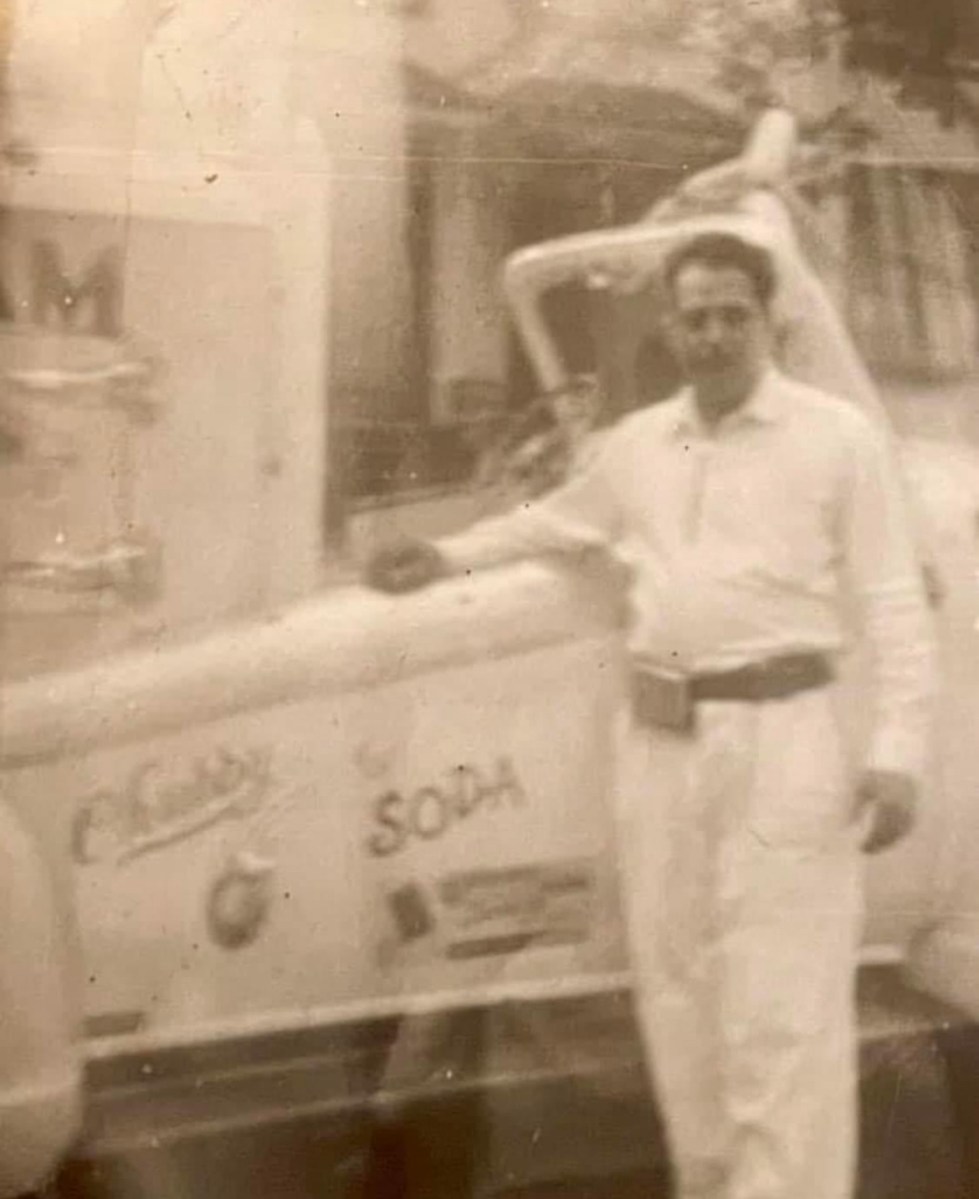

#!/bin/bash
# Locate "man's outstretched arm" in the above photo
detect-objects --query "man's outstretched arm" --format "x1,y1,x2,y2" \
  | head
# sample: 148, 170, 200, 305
365, 432, 624, 594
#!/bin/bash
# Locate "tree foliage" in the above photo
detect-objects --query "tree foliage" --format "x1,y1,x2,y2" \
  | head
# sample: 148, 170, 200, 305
677, 0, 845, 108
677, 0, 964, 124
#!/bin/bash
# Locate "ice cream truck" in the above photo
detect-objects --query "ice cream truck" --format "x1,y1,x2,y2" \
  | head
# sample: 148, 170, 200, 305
2, 5, 979, 1194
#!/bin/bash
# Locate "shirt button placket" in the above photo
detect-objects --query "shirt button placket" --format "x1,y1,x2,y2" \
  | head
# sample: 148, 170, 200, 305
685, 441, 711, 543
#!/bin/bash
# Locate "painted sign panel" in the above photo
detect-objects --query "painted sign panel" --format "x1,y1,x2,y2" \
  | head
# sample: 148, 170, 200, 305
3, 633, 626, 1052
354, 641, 627, 1005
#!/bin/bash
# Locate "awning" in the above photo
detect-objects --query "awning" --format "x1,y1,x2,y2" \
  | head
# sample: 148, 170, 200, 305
840, 78, 979, 379
847, 163, 977, 380
405, 18, 748, 167
462, 22, 743, 133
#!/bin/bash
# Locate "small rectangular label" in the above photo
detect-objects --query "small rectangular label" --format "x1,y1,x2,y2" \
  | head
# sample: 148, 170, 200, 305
438, 861, 595, 958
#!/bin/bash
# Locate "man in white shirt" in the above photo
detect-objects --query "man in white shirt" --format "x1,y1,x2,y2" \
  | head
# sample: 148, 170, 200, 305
366, 231, 936, 1199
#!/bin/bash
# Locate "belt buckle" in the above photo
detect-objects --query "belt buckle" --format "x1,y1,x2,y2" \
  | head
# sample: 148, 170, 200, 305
631, 663, 696, 734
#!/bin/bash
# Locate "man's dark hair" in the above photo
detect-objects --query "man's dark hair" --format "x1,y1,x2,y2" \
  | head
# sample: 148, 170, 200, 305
663, 232, 776, 309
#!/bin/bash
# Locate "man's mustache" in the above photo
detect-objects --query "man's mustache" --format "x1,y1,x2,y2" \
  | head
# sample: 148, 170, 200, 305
690, 350, 735, 369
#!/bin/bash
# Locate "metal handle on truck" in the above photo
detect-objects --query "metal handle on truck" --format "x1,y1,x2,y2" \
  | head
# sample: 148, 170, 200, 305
4, 533, 163, 605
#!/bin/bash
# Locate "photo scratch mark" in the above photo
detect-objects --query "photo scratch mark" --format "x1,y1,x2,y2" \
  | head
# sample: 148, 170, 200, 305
153, 51, 194, 124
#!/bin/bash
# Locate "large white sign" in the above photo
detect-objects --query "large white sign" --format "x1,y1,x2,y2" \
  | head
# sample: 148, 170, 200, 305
6, 633, 626, 1052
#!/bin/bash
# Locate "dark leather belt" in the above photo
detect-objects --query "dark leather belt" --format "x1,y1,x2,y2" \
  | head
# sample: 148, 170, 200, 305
631, 652, 834, 734
690, 652, 834, 704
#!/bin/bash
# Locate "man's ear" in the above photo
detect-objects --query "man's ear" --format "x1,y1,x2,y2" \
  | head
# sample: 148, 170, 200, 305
772, 319, 790, 360
761, 307, 781, 355
661, 309, 684, 356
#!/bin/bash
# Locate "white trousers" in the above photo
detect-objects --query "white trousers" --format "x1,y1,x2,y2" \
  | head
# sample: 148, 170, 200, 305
615, 688, 864, 1199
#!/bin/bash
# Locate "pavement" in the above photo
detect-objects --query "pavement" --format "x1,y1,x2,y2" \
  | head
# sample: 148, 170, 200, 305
60, 964, 979, 1199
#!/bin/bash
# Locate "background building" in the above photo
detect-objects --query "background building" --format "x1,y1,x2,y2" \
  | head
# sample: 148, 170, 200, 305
343, 0, 979, 545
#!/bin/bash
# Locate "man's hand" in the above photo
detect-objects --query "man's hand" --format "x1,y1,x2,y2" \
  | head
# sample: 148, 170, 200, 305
365, 539, 448, 594
855, 770, 918, 854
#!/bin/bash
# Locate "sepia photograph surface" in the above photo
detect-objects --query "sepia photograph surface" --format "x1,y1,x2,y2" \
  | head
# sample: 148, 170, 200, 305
1, 3, 979, 1198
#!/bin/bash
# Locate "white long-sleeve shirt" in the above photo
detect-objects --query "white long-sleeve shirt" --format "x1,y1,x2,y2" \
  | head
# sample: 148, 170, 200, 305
438, 367, 936, 779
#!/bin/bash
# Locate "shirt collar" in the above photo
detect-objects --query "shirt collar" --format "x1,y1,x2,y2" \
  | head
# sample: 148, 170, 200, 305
672, 364, 785, 438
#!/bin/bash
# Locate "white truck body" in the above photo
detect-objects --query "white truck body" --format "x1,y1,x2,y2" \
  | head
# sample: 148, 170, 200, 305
1, 26, 978, 1183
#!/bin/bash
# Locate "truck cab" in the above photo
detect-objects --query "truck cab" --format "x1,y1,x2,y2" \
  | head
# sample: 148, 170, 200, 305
2, 6, 979, 1197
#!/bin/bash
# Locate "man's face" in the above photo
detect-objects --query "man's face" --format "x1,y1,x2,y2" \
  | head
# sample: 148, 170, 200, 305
668, 261, 772, 413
